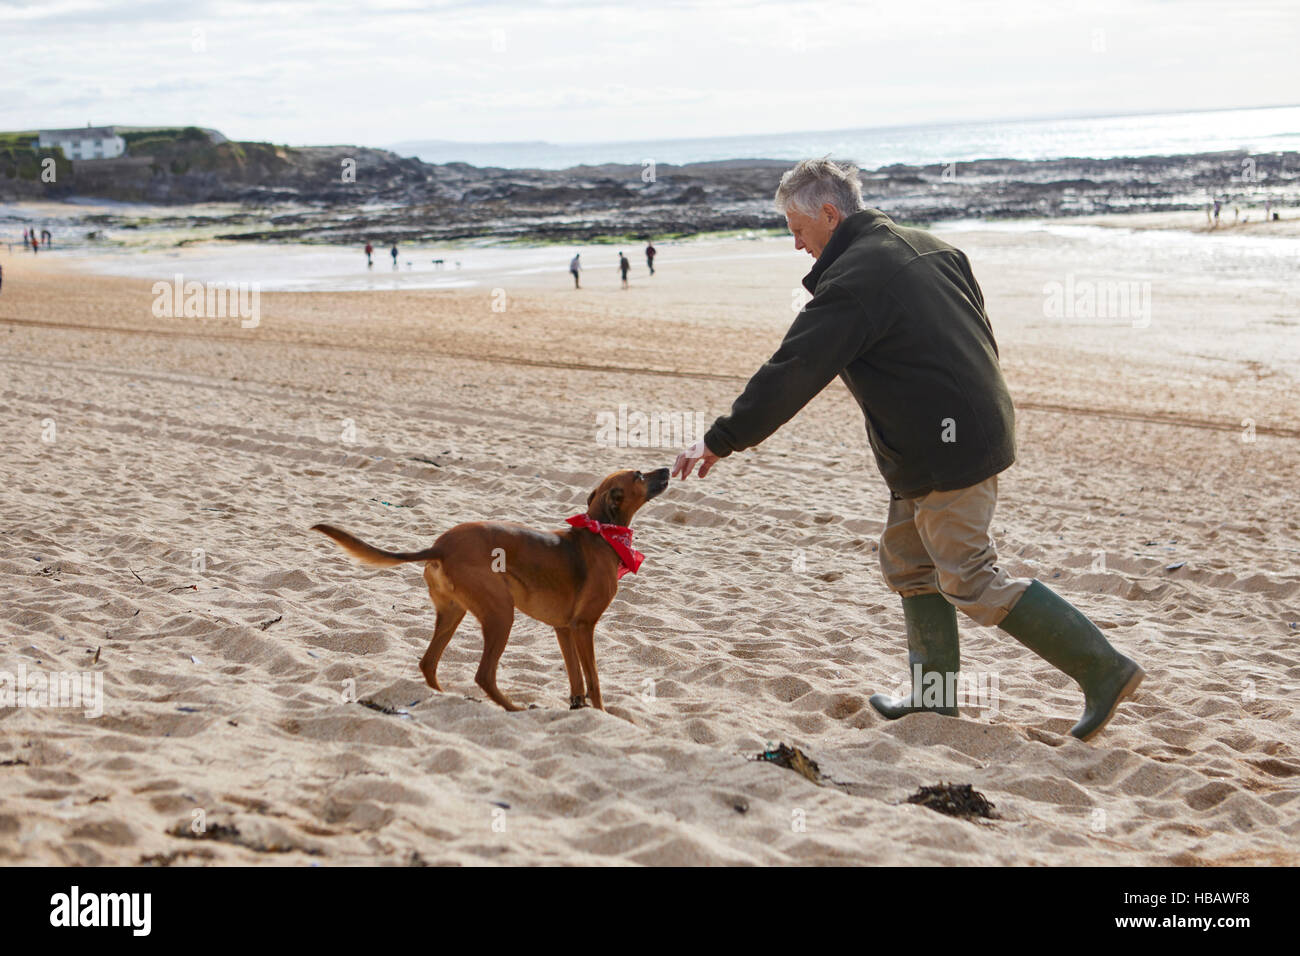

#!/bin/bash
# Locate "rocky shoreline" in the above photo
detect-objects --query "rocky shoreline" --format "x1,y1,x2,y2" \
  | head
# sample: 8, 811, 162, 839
5, 143, 1298, 244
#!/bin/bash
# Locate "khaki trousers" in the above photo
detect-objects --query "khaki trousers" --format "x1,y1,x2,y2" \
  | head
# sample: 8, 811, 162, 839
878, 475, 1030, 627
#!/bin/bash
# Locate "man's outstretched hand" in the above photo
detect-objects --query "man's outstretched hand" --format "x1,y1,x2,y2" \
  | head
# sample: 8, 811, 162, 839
672, 438, 720, 479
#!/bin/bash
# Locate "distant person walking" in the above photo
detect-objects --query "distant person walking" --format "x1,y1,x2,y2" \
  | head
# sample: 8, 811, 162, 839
619, 252, 630, 288
1213, 199, 1221, 227
390, 243, 398, 269
30, 233, 39, 254
365, 241, 374, 267
569, 253, 582, 289
645, 241, 656, 275
41, 229, 51, 247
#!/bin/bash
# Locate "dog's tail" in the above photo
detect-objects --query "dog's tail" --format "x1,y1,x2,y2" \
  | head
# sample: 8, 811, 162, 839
311, 524, 440, 567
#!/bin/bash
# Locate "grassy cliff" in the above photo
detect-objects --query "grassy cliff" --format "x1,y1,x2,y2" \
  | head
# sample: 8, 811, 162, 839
0, 131, 72, 191
0, 125, 423, 202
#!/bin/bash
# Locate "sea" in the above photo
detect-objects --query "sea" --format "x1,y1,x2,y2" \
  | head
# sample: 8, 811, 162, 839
390, 104, 1300, 170
8, 103, 1299, 293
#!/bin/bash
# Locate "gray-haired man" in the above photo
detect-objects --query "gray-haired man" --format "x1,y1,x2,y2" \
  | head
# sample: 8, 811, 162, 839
672, 158, 1144, 740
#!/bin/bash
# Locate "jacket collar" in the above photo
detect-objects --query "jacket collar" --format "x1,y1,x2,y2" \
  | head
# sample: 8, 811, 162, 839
802, 208, 892, 293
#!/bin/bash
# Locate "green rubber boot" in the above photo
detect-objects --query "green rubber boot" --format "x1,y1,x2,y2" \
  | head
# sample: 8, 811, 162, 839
869, 592, 961, 719
998, 580, 1145, 741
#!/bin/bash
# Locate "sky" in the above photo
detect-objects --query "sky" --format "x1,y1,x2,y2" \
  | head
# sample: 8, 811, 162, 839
2, 0, 1297, 148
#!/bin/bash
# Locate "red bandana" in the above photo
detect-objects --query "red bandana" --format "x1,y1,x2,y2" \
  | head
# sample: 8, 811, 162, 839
566, 514, 644, 579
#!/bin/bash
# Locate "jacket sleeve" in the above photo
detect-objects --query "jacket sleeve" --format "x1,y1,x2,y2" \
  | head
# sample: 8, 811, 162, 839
704, 280, 877, 457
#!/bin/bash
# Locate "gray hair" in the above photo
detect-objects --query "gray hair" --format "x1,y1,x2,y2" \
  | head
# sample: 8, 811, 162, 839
774, 157, 865, 218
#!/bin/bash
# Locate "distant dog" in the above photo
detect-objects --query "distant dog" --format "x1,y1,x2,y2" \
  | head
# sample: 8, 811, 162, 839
312, 468, 669, 711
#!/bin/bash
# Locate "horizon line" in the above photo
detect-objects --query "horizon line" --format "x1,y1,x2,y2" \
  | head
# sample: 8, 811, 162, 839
385, 102, 1300, 152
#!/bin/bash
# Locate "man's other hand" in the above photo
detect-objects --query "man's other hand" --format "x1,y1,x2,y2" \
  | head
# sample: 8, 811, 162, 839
672, 438, 720, 479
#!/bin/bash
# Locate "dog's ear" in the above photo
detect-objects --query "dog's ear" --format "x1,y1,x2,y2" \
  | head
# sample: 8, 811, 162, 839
594, 487, 624, 523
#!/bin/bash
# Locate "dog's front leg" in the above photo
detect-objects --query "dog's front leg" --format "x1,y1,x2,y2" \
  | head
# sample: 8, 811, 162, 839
572, 621, 603, 711
554, 626, 587, 708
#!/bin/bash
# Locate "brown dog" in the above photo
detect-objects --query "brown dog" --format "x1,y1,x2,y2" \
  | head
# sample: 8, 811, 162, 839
312, 467, 669, 712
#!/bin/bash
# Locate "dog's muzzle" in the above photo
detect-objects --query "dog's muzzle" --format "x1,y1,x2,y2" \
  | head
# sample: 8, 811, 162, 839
646, 467, 671, 500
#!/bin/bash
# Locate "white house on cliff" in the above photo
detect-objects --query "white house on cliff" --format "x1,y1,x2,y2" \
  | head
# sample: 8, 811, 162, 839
38, 126, 126, 160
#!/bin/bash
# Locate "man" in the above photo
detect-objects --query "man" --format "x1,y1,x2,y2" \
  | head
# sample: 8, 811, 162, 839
646, 240, 657, 275
672, 158, 1144, 741
618, 251, 631, 289
570, 253, 582, 289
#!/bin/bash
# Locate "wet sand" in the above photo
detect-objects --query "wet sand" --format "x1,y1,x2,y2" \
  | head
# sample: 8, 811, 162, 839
1044, 209, 1300, 237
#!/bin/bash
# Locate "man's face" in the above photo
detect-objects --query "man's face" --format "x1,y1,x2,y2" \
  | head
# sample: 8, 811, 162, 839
785, 202, 845, 259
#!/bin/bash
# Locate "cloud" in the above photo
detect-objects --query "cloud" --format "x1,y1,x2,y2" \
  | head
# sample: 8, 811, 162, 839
1, 0, 1295, 146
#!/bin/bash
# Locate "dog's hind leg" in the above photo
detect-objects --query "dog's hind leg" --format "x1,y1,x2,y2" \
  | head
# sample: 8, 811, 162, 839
554, 626, 586, 708
420, 600, 465, 692
420, 562, 465, 691
473, 607, 524, 711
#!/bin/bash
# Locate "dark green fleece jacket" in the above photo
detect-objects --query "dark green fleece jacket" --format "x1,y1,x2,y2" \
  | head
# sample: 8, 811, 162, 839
702, 209, 1016, 498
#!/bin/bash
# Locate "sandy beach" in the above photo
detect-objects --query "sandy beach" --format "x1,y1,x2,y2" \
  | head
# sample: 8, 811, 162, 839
1, 222, 1297, 866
